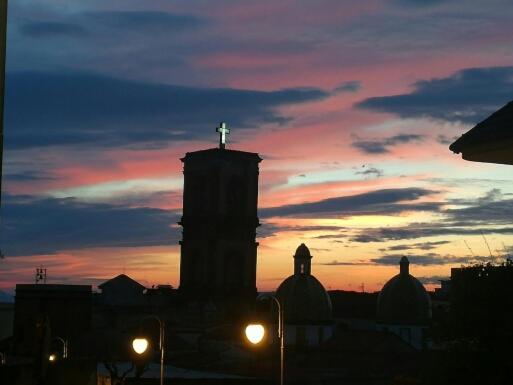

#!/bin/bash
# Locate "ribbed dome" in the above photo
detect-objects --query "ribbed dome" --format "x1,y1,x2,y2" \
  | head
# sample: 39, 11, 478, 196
277, 274, 332, 324
377, 257, 431, 325
276, 244, 332, 324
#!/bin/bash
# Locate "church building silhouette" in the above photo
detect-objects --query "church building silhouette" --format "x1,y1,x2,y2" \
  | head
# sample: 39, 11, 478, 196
178, 122, 262, 313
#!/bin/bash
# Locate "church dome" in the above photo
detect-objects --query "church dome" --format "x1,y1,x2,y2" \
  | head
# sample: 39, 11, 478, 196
276, 244, 332, 324
377, 257, 431, 325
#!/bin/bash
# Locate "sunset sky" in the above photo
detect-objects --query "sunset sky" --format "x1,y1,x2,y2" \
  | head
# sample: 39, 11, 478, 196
1, 0, 513, 296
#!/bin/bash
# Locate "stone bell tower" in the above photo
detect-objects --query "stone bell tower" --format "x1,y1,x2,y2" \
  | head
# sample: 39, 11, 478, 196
179, 123, 261, 307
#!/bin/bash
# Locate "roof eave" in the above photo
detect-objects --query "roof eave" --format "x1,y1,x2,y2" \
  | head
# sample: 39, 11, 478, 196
450, 139, 513, 166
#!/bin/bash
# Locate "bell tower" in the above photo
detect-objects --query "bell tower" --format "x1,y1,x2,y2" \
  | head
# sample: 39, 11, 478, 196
179, 123, 261, 307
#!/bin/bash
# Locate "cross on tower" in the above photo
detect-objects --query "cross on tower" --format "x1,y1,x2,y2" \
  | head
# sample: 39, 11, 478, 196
216, 122, 230, 149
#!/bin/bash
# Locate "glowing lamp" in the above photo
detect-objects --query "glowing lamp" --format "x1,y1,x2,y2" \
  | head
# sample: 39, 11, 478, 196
48, 354, 56, 362
132, 338, 149, 354
245, 323, 265, 344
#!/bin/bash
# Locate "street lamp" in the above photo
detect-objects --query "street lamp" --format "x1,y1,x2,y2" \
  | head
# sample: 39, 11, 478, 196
245, 324, 265, 344
0, 351, 5, 365
245, 293, 284, 385
131, 315, 165, 385
48, 336, 68, 361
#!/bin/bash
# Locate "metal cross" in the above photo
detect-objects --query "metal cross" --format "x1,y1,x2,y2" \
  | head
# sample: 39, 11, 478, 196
216, 122, 230, 149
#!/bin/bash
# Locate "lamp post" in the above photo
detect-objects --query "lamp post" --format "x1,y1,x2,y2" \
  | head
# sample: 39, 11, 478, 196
131, 315, 165, 385
0, 351, 5, 364
49, 336, 68, 361
245, 293, 284, 385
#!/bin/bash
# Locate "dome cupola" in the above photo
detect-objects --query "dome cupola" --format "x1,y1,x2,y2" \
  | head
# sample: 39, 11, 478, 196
377, 257, 431, 325
294, 243, 312, 275
276, 244, 332, 324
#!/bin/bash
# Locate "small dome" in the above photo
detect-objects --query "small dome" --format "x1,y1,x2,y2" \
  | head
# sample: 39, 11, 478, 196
276, 274, 332, 324
294, 243, 312, 259
276, 244, 331, 324
377, 257, 431, 325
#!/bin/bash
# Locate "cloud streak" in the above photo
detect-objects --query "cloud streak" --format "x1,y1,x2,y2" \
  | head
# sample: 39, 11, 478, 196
5, 71, 329, 149
1, 194, 180, 256
260, 187, 439, 218
356, 66, 513, 124
352, 134, 424, 154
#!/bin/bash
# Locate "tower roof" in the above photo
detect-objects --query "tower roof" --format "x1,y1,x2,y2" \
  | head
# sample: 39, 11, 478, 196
181, 148, 262, 163
294, 243, 312, 259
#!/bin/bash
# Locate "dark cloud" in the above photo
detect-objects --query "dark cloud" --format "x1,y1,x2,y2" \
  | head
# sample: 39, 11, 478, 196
20, 21, 87, 38
446, 195, 513, 225
3, 170, 58, 182
369, 253, 474, 266
320, 260, 366, 266
313, 234, 346, 240
476, 188, 502, 204
4, 71, 328, 149
19, 11, 202, 39
394, 0, 448, 6
356, 66, 513, 124
382, 240, 451, 251
350, 190, 513, 243
81, 11, 203, 33
355, 167, 384, 178
260, 188, 439, 218
351, 225, 513, 243
257, 222, 345, 238
417, 275, 450, 285
1, 194, 180, 256
436, 134, 458, 145
320, 253, 488, 267
352, 134, 424, 154
333, 81, 361, 93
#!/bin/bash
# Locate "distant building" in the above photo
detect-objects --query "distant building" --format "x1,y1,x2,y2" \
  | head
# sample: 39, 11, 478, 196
450, 262, 513, 339
97, 274, 146, 307
179, 147, 262, 311
275, 244, 333, 347
0, 301, 14, 341
329, 290, 379, 331
13, 284, 92, 357
376, 257, 431, 349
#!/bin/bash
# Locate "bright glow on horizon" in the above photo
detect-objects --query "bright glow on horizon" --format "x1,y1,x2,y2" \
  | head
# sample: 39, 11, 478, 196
48, 177, 183, 202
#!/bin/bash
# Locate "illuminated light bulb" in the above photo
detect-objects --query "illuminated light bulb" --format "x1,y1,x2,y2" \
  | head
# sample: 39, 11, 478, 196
132, 338, 149, 354
245, 324, 265, 344
48, 354, 56, 362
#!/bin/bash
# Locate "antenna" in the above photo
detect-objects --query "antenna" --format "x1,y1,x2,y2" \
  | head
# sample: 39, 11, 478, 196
502, 242, 510, 259
35, 267, 47, 284
480, 231, 493, 259
464, 240, 475, 257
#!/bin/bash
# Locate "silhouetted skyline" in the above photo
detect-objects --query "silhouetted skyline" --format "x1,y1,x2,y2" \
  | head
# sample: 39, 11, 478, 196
1, 1, 513, 295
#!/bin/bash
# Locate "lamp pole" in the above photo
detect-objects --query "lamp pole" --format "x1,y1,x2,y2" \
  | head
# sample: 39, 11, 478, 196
259, 293, 284, 385
53, 336, 68, 359
133, 315, 165, 385
157, 316, 165, 385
